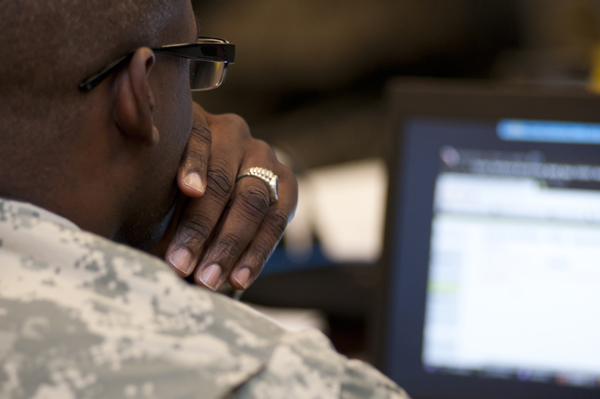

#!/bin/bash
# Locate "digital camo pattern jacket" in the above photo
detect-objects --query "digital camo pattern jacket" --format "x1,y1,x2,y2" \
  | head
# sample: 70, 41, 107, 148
0, 199, 409, 399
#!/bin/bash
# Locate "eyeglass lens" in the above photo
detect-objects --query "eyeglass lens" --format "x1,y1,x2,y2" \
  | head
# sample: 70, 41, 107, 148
189, 60, 226, 91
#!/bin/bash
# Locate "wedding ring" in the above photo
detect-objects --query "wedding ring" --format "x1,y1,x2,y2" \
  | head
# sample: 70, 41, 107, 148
237, 167, 279, 203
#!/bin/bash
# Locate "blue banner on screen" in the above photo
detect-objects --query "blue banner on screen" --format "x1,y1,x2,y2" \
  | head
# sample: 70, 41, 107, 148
498, 119, 600, 144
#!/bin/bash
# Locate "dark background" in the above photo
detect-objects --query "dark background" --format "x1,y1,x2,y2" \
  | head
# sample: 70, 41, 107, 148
192, 0, 600, 169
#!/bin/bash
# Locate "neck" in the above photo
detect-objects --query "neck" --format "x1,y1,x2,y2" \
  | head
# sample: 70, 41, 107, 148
0, 115, 124, 239
0, 167, 122, 240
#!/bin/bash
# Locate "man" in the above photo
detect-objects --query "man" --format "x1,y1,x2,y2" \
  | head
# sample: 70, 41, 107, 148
0, 0, 409, 397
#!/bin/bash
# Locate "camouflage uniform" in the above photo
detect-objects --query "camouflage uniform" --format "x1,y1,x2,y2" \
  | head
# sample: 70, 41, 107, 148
0, 199, 409, 399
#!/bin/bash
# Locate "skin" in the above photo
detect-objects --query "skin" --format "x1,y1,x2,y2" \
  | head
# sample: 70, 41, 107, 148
164, 104, 298, 291
109, 0, 298, 291
1, 0, 298, 292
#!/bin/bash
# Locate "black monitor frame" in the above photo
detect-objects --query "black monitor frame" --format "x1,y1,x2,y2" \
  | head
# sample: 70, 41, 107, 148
375, 78, 600, 399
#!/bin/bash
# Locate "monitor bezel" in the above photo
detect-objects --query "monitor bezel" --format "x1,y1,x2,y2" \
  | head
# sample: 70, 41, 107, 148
375, 78, 600, 399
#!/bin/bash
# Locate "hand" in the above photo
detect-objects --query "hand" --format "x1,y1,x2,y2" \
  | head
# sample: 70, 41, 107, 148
158, 103, 298, 291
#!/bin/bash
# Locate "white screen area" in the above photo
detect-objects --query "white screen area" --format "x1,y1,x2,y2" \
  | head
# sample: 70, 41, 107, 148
423, 173, 600, 377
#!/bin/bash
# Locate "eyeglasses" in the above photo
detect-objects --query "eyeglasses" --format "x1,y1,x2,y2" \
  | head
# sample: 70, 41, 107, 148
78, 37, 235, 92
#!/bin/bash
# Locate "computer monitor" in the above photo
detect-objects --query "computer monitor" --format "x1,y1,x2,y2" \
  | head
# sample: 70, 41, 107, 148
379, 79, 600, 399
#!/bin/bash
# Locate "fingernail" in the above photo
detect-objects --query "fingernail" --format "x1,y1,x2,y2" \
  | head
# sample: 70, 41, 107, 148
200, 264, 221, 290
169, 248, 193, 275
183, 172, 204, 194
233, 268, 251, 289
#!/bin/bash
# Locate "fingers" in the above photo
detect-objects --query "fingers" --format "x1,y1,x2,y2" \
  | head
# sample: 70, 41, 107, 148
167, 157, 239, 277
165, 106, 299, 292
166, 112, 249, 278
177, 103, 212, 197
192, 175, 272, 289
193, 142, 298, 291
227, 167, 298, 290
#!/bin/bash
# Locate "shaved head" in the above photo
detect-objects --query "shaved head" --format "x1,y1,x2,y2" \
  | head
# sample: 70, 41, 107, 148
0, 0, 182, 159
0, 0, 175, 99
0, 0, 199, 249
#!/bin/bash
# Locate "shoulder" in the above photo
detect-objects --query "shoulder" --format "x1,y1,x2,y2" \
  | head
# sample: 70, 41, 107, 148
233, 328, 410, 399
0, 201, 288, 398
0, 199, 409, 398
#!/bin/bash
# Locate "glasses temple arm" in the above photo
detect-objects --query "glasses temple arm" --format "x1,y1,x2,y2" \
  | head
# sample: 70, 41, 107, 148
78, 53, 133, 92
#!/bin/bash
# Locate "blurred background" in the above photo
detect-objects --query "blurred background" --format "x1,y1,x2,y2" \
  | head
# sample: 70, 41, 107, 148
191, 0, 600, 364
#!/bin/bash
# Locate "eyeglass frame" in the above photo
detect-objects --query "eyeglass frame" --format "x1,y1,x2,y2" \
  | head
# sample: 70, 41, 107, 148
78, 37, 235, 92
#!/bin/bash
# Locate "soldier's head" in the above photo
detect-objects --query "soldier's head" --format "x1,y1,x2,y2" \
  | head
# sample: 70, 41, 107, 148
0, 0, 198, 249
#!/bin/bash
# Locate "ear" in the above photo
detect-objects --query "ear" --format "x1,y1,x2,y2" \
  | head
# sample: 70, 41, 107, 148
113, 47, 159, 146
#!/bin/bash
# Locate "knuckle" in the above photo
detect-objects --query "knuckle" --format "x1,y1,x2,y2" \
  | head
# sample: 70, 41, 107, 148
214, 233, 245, 261
256, 139, 275, 155
206, 161, 234, 199
190, 121, 212, 144
179, 216, 212, 246
264, 210, 289, 240
248, 138, 277, 160
237, 185, 270, 220
251, 241, 275, 266
221, 113, 251, 138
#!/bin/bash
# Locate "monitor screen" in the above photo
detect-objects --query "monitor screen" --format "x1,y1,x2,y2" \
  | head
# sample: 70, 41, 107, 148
383, 115, 600, 399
